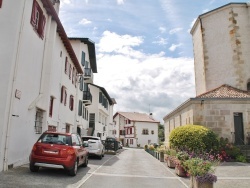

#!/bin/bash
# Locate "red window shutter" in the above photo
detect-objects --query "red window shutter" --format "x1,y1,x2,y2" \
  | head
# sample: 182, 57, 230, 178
65, 57, 68, 74
49, 97, 53, 117
30, 0, 37, 27
64, 91, 67, 106
40, 15, 46, 39
60, 87, 64, 103
0, 0, 3, 8
69, 64, 72, 79
72, 68, 75, 84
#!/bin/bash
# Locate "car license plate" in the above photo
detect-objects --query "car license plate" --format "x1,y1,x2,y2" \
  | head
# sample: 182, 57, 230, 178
44, 150, 58, 154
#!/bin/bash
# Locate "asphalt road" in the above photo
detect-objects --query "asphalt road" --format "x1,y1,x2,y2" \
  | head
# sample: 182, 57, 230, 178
0, 148, 250, 188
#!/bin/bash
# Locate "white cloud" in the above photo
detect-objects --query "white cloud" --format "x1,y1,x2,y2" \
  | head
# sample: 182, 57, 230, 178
95, 32, 195, 122
117, 0, 125, 5
60, 0, 71, 7
97, 31, 143, 57
153, 37, 168, 45
169, 27, 183, 35
202, 9, 209, 13
159, 27, 166, 33
79, 18, 92, 25
169, 43, 182, 52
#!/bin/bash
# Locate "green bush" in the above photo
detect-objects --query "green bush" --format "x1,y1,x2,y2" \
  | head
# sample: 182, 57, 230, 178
169, 125, 219, 152
236, 155, 247, 163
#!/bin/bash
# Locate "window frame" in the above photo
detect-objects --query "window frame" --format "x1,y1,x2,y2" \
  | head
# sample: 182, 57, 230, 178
30, 0, 46, 39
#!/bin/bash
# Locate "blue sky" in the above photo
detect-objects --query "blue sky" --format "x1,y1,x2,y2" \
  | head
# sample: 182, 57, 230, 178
59, 0, 245, 123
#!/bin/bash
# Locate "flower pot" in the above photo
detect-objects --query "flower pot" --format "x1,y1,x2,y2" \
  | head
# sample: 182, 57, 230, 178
175, 165, 187, 177
190, 176, 214, 188
159, 152, 164, 162
167, 158, 176, 168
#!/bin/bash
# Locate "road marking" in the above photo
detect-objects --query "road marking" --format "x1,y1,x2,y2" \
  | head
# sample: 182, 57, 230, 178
218, 177, 250, 180
92, 172, 180, 179
68, 155, 117, 188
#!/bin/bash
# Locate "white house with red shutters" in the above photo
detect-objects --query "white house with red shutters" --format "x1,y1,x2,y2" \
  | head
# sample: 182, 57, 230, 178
0, 0, 115, 172
113, 112, 159, 148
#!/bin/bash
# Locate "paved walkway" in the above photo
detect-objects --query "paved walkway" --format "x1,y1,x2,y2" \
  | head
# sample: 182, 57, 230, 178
0, 148, 249, 188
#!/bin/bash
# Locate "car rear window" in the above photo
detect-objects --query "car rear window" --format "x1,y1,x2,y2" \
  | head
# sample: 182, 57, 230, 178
82, 137, 99, 141
38, 133, 71, 145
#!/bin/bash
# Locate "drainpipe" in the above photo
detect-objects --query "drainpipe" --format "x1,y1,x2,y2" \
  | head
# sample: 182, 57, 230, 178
3, 0, 27, 171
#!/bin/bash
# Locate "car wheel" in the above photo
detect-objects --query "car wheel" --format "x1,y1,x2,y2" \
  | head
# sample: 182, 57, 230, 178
69, 160, 78, 176
102, 151, 105, 157
30, 163, 39, 172
83, 156, 88, 167
98, 154, 102, 160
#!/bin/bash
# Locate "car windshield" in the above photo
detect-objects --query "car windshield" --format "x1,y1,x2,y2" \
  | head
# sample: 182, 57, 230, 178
38, 133, 71, 145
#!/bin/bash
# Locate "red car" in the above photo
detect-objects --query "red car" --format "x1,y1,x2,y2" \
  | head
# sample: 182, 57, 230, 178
29, 131, 88, 176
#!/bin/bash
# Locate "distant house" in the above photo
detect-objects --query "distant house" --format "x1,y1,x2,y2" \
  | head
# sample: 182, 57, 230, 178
113, 112, 160, 147
164, 3, 250, 147
87, 83, 116, 140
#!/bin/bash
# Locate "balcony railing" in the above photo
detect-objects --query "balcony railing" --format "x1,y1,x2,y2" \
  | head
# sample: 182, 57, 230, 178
83, 91, 92, 105
84, 68, 93, 80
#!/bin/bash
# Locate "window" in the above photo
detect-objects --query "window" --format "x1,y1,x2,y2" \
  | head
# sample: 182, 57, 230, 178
48, 125, 56, 132
30, 0, 46, 39
60, 86, 67, 106
0, 0, 2, 8
69, 95, 74, 111
64, 57, 68, 74
151, 130, 154, 134
130, 139, 133, 145
49, 96, 54, 117
72, 67, 75, 84
66, 124, 70, 133
69, 64, 72, 79
35, 109, 43, 134
82, 105, 85, 119
78, 100, 82, 116
142, 129, 149, 135
81, 51, 85, 66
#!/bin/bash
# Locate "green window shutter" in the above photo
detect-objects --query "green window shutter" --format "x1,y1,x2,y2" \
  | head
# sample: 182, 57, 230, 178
79, 77, 83, 91
78, 100, 82, 116
81, 51, 85, 66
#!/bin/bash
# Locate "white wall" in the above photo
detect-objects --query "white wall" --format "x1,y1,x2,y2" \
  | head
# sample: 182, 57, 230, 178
136, 122, 158, 147
192, 4, 250, 95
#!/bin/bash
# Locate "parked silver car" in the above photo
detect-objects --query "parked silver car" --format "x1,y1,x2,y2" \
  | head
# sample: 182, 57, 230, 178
81, 136, 105, 159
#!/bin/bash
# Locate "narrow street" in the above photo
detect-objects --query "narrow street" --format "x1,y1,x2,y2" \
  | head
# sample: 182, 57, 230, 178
77, 148, 188, 188
0, 148, 250, 188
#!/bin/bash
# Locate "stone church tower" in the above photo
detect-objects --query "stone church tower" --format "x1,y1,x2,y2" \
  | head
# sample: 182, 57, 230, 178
190, 3, 250, 96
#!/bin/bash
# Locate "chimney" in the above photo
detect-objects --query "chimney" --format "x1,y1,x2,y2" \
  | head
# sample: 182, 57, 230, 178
149, 113, 153, 119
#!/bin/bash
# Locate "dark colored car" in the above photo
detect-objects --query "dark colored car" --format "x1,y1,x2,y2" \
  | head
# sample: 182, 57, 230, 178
29, 131, 88, 176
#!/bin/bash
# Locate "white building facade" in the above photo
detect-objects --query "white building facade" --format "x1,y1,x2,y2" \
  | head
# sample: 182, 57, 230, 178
0, 0, 114, 172
113, 112, 159, 147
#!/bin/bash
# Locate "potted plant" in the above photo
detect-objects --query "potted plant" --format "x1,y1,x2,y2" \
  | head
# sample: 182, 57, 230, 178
157, 145, 166, 162
183, 157, 218, 188
174, 151, 189, 177
165, 149, 177, 168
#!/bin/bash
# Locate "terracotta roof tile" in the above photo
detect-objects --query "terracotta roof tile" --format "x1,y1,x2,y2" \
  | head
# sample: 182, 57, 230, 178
116, 112, 159, 123
196, 84, 250, 98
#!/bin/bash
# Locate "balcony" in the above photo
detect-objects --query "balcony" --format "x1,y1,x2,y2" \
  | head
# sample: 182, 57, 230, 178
84, 68, 93, 82
83, 91, 92, 106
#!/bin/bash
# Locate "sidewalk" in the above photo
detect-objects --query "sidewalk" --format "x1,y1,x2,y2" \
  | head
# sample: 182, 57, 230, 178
160, 159, 250, 188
